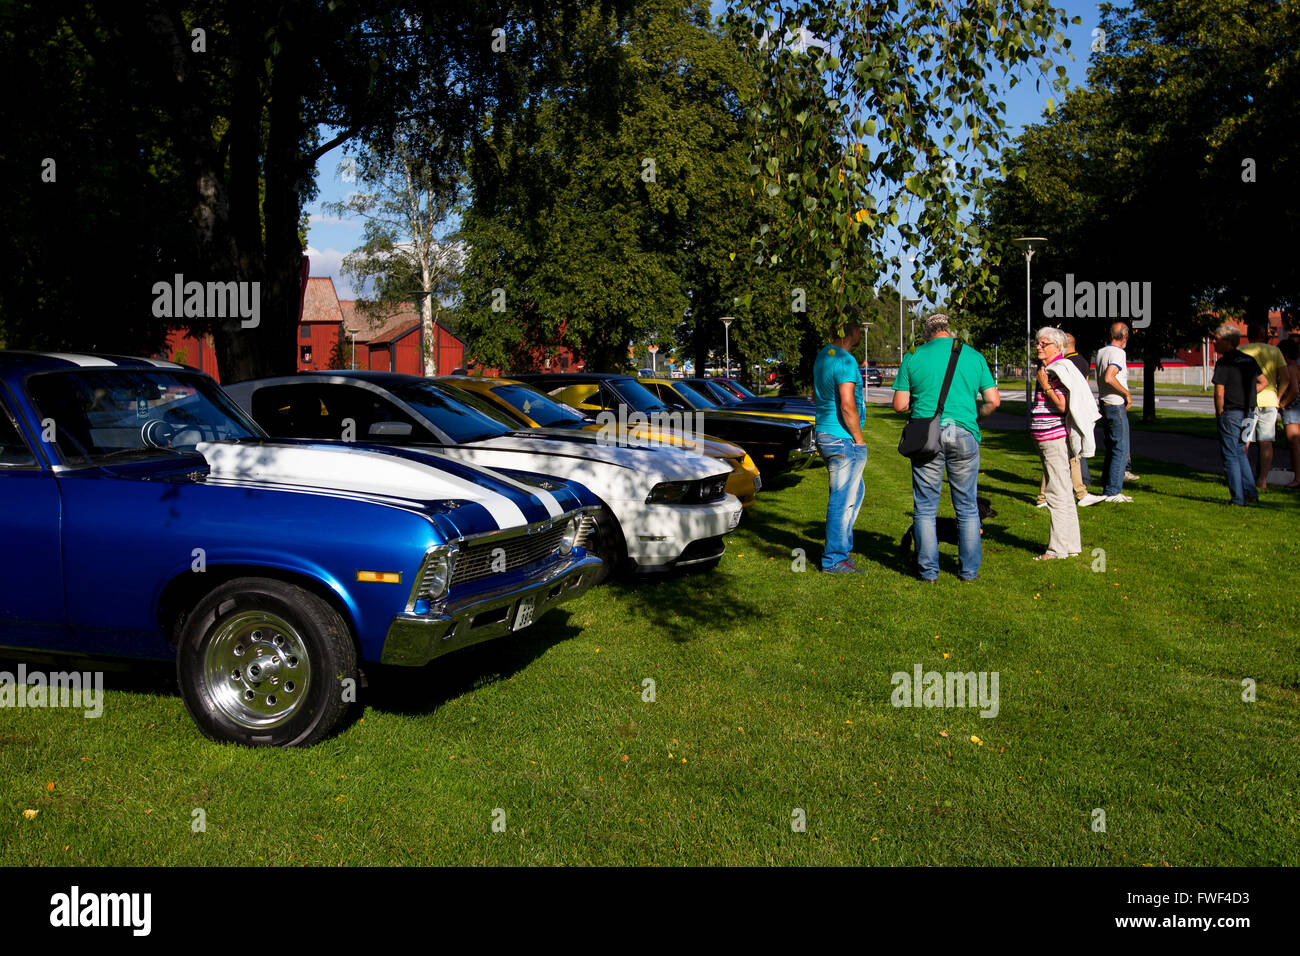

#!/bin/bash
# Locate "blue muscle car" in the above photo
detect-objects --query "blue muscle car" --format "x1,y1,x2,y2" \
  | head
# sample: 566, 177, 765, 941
0, 353, 602, 746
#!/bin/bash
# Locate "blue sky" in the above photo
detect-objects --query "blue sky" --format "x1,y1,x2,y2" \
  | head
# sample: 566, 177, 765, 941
305, 0, 1102, 303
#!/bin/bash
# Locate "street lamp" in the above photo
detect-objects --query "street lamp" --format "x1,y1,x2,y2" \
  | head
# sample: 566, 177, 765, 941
1011, 236, 1047, 421
648, 344, 659, 374
898, 295, 920, 363
721, 316, 734, 379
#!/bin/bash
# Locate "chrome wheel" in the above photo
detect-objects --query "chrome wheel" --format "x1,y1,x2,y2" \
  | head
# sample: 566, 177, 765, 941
203, 611, 311, 730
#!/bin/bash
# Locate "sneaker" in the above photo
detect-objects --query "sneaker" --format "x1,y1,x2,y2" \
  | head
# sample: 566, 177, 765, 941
1035, 501, 1049, 508
1124, 470, 1140, 481
823, 560, 861, 574
1104, 493, 1133, 503
843, 558, 863, 572
1078, 493, 1106, 507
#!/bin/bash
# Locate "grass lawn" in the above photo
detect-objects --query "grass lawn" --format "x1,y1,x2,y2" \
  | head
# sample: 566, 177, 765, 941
2, 407, 1297, 866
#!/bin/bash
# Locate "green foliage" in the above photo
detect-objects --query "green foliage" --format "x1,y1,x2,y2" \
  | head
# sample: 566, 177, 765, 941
726, 0, 1077, 336
456, 0, 810, 375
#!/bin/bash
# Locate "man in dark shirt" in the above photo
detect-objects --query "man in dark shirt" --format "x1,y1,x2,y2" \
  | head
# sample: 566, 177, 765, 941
1212, 323, 1268, 505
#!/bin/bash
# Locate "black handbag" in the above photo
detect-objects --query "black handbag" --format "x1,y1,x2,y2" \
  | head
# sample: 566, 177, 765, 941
897, 340, 963, 461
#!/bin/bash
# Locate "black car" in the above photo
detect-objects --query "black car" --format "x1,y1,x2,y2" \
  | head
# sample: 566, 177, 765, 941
512, 372, 815, 476
863, 365, 884, 388
684, 377, 815, 415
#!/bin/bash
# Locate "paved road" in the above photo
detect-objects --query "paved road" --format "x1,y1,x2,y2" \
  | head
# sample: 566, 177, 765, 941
869, 385, 1216, 414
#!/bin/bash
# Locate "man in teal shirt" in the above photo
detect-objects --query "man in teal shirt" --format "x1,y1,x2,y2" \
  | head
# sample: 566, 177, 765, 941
812, 314, 868, 572
892, 314, 1000, 581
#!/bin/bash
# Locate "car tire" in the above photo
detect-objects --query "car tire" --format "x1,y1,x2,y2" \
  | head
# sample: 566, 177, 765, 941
587, 505, 626, 585
176, 577, 357, 747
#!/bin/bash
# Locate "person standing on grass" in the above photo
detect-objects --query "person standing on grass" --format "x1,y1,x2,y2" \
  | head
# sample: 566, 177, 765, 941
892, 314, 1000, 582
1212, 323, 1268, 506
1030, 328, 1085, 560
1239, 321, 1286, 491
1095, 321, 1134, 502
813, 312, 868, 573
1275, 337, 1300, 489
1038, 332, 1105, 509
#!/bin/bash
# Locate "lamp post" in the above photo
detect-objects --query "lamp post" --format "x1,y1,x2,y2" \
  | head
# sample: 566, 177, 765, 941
898, 295, 919, 364
348, 329, 357, 370
721, 316, 734, 379
1011, 237, 1047, 423
648, 344, 658, 374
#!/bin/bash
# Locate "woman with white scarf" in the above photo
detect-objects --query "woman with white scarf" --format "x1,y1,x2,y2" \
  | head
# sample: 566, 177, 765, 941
1030, 327, 1098, 560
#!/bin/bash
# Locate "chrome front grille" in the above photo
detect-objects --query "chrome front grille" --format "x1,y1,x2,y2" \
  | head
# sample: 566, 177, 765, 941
451, 523, 568, 586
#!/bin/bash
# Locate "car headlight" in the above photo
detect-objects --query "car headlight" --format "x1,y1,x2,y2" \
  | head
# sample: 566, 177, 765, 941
646, 481, 691, 504
558, 516, 578, 556
740, 453, 759, 477
416, 546, 454, 605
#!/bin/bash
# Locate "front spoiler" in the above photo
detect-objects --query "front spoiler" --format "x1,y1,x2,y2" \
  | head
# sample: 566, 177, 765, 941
379, 553, 602, 666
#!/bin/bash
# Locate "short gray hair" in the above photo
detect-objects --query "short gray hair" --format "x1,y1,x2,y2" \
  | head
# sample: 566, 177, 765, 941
923, 313, 950, 339
1214, 323, 1241, 346
1035, 326, 1068, 351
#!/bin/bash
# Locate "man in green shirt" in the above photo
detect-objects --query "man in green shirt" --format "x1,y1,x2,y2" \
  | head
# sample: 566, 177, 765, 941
1240, 321, 1286, 490
892, 314, 1000, 581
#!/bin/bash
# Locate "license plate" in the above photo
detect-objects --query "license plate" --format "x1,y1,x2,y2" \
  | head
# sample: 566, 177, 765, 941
728, 509, 741, 530
514, 597, 536, 631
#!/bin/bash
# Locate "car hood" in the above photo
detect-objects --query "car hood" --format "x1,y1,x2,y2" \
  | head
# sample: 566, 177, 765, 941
465, 434, 727, 481
518, 427, 746, 462
196, 440, 580, 531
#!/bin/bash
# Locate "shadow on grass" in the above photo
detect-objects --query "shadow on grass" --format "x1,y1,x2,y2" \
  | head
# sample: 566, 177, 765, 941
0, 652, 176, 698
360, 613, 583, 717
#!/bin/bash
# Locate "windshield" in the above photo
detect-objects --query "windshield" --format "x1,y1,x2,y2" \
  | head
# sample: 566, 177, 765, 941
723, 379, 758, 398
690, 380, 737, 405
669, 381, 718, 409
491, 384, 589, 427
428, 382, 523, 428
26, 369, 261, 465
388, 382, 511, 444
606, 378, 675, 413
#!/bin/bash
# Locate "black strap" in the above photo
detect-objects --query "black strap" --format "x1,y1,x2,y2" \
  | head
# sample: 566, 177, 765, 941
934, 339, 963, 418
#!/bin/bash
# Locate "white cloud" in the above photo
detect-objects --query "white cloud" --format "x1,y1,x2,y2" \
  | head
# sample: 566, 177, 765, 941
305, 246, 364, 300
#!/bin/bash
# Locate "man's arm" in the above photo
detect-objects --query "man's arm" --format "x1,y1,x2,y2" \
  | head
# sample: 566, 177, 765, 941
837, 380, 865, 444
1255, 372, 1268, 393
1278, 366, 1298, 409
978, 386, 1000, 419
1214, 383, 1226, 416
1104, 364, 1132, 408
891, 388, 910, 414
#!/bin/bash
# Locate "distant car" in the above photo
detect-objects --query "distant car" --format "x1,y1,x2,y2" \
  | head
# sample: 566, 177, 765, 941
643, 378, 815, 428
229, 372, 742, 578
685, 377, 815, 416
0, 353, 601, 747
513, 372, 815, 477
637, 368, 656, 378
863, 366, 884, 387
429, 376, 762, 508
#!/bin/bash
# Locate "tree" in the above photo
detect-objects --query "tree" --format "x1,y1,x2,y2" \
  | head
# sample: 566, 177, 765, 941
456, 0, 804, 374
3, 1, 577, 382
327, 125, 465, 375
725, 0, 1077, 339
974, 0, 1300, 419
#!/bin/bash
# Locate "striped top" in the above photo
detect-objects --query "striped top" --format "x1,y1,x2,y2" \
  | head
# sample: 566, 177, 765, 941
1030, 357, 1068, 443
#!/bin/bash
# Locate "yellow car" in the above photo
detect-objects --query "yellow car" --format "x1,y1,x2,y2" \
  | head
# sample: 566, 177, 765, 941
639, 378, 816, 425
431, 376, 762, 507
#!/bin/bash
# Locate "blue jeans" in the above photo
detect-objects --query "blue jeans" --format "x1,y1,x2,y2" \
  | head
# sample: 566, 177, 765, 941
1100, 403, 1129, 496
815, 433, 868, 568
911, 423, 982, 580
1217, 410, 1256, 504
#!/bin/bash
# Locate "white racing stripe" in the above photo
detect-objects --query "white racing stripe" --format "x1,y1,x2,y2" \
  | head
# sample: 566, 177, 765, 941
472, 464, 564, 518
42, 353, 116, 367
197, 442, 527, 528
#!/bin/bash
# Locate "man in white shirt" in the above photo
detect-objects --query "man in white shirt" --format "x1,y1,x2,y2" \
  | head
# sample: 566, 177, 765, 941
1095, 322, 1133, 502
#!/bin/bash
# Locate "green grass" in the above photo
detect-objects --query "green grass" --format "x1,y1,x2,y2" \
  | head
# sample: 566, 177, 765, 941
3, 408, 1297, 866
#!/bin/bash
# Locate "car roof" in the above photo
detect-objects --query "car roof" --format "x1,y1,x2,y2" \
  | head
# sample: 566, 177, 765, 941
514, 372, 634, 382
0, 351, 193, 389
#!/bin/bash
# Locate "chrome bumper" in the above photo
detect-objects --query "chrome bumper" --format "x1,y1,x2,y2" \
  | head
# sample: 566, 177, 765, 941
789, 446, 817, 470
380, 553, 602, 666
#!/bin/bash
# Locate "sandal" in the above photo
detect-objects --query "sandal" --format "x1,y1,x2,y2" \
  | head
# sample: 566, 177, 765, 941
1033, 553, 1059, 561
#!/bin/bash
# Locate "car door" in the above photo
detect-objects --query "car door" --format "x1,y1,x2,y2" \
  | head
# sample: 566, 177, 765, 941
0, 391, 69, 649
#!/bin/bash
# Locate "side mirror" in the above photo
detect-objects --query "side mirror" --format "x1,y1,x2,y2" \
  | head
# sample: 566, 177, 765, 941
368, 421, 413, 437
